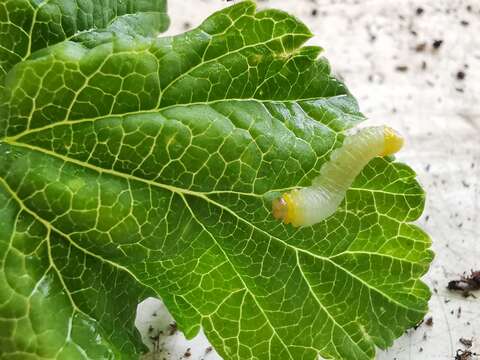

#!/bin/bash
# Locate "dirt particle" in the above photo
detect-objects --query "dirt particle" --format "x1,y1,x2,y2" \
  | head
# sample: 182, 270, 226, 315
413, 319, 424, 330
455, 349, 477, 360
415, 43, 427, 52
395, 65, 409, 72
447, 270, 480, 297
184, 348, 192, 358
425, 317, 433, 326
459, 338, 473, 348
168, 322, 177, 336
416, 7, 424, 15
457, 71, 466, 80
205, 346, 213, 354
460, 20, 470, 26
149, 329, 163, 352
433, 39, 444, 50
311, 8, 318, 16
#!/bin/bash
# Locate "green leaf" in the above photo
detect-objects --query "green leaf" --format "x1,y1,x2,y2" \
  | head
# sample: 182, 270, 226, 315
0, 1, 433, 359
0, 0, 169, 80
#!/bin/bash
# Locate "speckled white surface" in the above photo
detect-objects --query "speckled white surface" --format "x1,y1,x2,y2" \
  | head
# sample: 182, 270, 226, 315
136, 1, 480, 359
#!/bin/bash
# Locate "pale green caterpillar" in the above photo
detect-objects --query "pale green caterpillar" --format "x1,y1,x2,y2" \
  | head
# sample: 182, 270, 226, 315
272, 126, 404, 227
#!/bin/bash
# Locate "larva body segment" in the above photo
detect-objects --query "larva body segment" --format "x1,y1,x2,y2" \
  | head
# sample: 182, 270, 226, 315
272, 126, 404, 227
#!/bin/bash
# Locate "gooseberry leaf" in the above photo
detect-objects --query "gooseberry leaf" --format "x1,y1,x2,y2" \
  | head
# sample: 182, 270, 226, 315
0, 1, 433, 359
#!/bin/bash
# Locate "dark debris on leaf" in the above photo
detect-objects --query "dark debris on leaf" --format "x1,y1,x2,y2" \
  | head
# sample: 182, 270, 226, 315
413, 319, 424, 330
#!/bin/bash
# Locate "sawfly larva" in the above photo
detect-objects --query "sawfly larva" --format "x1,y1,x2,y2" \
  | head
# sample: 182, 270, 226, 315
272, 126, 404, 227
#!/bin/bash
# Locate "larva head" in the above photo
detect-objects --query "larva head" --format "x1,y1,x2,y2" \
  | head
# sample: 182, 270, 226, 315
381, 127, 404, 156
272, 192, 299, 225
272, 197, 288, 222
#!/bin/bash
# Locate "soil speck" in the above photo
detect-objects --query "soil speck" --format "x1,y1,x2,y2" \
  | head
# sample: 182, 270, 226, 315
425, 317, 433, 326
455, 349, 477, 360
447, 270, 480, 297
168, 322, 177, 336
415, 43, 427, 52
459, 338, 473, 348
433, 39, 444, 50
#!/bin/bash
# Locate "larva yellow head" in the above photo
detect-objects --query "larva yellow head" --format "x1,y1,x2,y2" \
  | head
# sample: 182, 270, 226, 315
272, 192, 299, 226
381, 127, 404, 156
272, 197, 288, 221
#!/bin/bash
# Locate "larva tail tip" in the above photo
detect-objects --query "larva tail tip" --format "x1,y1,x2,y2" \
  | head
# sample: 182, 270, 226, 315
272, 197, 288, 221
382, 127, 404, 156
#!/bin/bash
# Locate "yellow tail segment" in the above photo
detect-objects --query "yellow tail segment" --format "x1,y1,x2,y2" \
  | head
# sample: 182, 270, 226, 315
381, 127, 404, 156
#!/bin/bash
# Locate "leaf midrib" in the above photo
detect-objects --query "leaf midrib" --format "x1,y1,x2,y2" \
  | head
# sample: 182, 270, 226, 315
3, 139, 426, 315
180, 192, 297, 360
0, 144, 373, 359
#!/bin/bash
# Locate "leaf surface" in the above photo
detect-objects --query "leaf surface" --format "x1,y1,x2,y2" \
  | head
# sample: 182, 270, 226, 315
0, 1, 432, 359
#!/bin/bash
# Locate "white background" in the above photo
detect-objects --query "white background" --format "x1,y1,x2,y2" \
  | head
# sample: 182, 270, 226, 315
136, 1, 480, 359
